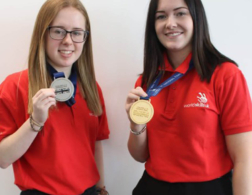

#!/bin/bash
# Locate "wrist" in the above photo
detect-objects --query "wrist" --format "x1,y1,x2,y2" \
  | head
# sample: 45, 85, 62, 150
29, 115, 44, 132
96, 186, 109, 195
130, 123, 145, 131
130, 124, 147, 135
31, 113, 45, 125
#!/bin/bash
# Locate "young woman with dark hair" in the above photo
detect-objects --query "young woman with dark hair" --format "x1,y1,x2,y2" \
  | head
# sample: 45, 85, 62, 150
0, 0, 109, 194
125, 0, 252, 194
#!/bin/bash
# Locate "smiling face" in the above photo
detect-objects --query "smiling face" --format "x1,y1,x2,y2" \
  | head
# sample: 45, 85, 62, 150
155, 0, 193, 55
45, 7, 86, 73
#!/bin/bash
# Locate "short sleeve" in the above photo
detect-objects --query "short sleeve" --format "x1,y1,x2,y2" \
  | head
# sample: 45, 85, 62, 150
217, 67, 252, 135
0, 71, 28, 141
0, 82, 18, 141
96, 84, 110, 141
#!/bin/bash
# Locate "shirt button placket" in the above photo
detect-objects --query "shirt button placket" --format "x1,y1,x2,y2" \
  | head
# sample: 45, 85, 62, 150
168, 83, 177, 107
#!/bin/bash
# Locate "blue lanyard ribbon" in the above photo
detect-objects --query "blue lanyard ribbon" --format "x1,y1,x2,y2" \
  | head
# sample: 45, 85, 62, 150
48, 63, 77, 107
141, 60, 194, 100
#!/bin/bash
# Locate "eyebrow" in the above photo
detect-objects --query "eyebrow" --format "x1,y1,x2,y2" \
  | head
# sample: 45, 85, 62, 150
50, 26, 84, 30
156, 7, 188, 13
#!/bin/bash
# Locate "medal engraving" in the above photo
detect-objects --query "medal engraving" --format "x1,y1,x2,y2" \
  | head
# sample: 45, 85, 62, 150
50, 78, 74, 102
129, 99, 154, 124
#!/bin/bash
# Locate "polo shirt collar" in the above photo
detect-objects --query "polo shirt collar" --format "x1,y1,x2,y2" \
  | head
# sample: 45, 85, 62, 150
163, 52, 192, 74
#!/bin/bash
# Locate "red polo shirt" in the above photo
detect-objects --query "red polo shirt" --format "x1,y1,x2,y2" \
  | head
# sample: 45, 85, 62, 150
135, 53, 252, 182
0, 70, 110, 194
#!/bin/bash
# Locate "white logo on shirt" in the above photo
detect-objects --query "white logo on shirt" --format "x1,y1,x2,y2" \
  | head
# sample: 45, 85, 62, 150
184, 92, 209, 108
197, 92, 208, 103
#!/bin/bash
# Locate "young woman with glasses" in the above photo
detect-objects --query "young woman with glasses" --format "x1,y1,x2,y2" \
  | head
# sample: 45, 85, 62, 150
0, 0, 109, 194
125, 0, 252, 194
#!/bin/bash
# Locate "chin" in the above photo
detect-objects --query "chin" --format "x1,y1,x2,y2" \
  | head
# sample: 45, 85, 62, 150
166, 47, 182, 52
165, 44, 188, 52
59, 60, 75, 67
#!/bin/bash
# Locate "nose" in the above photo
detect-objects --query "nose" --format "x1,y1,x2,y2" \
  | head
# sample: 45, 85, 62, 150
62, 32, 73, 44
165, 16, 177, 29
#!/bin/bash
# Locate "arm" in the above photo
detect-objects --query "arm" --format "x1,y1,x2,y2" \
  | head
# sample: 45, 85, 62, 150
0, 89, 55, 168
128, 123, 149, 163
225, 131, 252, 195
95, 141, 105, 188
0, 119, 39, 169
126, 87, 149, 163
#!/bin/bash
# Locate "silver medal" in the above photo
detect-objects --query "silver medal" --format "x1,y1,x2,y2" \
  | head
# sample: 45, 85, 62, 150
50, 78, 74, 102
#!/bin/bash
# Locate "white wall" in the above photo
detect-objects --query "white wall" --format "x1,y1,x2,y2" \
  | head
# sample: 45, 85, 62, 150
0, 0, 251, 195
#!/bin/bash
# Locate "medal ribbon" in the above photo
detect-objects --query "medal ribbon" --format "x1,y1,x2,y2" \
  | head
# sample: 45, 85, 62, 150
141, 60, 194, 100
48, 64, 77, 106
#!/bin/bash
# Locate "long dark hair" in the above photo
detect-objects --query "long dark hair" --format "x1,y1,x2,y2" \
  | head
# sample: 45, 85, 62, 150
141, 0, 237, 88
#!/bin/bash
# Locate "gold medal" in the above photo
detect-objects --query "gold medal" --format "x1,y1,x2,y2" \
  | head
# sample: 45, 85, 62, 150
129, 99, 154, 124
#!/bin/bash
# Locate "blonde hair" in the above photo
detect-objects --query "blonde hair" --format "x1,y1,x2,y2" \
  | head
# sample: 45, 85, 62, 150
28, 0, 102, 115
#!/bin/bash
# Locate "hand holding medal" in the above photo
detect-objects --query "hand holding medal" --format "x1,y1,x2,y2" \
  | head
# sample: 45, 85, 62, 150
126, 87, 153, 125
32, 88, 56, 126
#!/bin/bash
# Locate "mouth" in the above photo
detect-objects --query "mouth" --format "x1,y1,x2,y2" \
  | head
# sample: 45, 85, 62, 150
59, 50, 74, 54
165, 32, 183, 37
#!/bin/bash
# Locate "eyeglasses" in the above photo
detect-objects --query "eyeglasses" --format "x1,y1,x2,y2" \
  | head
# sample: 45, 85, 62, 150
47, 26, 89, 43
